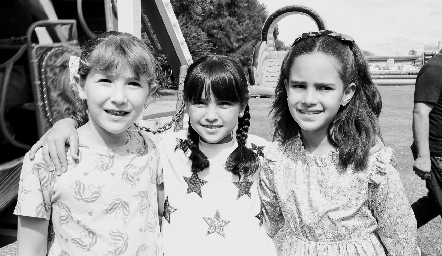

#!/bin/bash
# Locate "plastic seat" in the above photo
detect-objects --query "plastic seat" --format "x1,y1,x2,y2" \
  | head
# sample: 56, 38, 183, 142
0, 20, 79, 249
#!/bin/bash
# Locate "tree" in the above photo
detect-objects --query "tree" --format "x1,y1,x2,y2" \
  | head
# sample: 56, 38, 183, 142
272, 26, 288, 51
171, 0, 268, 66
362, 50, 375, 56
409, 49, 417, 55
148, 0, 268, 89
274, 40, 288, 51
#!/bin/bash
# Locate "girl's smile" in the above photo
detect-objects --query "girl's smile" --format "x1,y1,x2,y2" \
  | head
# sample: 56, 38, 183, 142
104, 109, 130, 116
297, 109, 323, 115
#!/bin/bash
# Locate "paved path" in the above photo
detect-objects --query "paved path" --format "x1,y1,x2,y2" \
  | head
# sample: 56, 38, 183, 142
141, 100, 178, 120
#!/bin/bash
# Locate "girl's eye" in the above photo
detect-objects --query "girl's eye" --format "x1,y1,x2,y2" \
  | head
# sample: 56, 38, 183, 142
317, 85, 333, 91
290, 83, 305, 89
192, 101, 206, 107
128, 82, 141, 87
98, 78, 112, 83
218, 102, 233, 108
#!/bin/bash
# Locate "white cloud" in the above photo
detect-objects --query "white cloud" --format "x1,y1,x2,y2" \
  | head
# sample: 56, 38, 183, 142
258, 0, 442, 55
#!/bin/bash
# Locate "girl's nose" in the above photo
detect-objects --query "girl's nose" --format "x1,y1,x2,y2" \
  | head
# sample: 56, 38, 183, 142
205, 105, 219, 121
302, 88, 318, 105
110, 85, 127, 105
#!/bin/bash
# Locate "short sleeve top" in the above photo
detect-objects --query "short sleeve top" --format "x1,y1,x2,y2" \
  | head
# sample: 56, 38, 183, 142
14, 129, 163, 256
414, 54, 442, 154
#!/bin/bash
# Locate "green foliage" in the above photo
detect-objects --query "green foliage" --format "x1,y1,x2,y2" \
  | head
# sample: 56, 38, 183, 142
171, 0, 268, 66
362, 50, 375, 56
147, 0, 268, 89
179, 22, 213, 59
275, 40, 289, 51
409, 49, 417, 55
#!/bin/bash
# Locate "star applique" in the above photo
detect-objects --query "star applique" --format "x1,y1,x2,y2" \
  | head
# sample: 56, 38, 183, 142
255, 205, 264, 226
233, 178, 253, 199
183, 173, 208, 198
251, 143, 265, 157
203, 210, 230, 237
163, 196, 177, 224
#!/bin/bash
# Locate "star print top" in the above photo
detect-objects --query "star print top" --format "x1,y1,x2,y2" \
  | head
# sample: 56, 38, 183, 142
259, 136, 419, 256
157, 130, 277, 256
14, 129, 163, 256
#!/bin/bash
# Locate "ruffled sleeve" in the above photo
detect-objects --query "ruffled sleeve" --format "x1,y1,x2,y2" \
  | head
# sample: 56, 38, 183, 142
367, 147, 419, 256
258, 143, 285, 238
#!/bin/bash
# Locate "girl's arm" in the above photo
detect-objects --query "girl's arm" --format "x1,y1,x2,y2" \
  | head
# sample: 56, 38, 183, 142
258, 159, 285, 238
369, 150, 419, 255
29, 118, 79, 175
17, 216, 49, 256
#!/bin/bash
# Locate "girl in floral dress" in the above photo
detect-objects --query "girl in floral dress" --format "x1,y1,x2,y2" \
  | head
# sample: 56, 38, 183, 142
259, 30, 419, 256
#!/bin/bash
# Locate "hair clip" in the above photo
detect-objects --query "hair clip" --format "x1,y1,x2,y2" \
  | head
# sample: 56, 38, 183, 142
291, 30, 355, 47
69, 56, 80, 91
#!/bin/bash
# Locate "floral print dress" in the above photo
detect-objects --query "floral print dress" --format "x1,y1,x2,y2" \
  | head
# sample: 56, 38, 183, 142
14, 130, 162, 256
259, 136, 419, 256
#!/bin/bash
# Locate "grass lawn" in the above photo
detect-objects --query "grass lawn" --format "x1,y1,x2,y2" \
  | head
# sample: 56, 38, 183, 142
157, 85, 441, 254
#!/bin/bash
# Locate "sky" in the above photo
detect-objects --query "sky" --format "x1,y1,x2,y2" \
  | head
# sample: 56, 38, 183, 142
258, 0, 442, 56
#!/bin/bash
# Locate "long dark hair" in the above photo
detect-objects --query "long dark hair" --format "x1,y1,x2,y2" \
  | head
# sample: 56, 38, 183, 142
272, 31, 382, 171
177, 55, 259, 178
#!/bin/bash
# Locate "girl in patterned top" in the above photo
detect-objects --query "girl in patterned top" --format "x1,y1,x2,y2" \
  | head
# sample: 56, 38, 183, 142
28, 55, 277, 255
15, 31, 162, 255
258, 30, 419, 256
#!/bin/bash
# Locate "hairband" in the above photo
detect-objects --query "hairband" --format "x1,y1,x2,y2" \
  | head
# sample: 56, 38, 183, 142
69, 56, 80, 91
291, 30, 355, 47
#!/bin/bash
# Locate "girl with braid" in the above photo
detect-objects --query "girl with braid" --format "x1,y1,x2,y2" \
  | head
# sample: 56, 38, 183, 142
156, 55, 275, 255
29, 55, 277, 256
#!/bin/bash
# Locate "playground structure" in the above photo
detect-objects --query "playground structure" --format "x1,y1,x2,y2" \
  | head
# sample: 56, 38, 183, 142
0, 0, 191, 249
248, 6, 440, 96
248, 5, 327, 97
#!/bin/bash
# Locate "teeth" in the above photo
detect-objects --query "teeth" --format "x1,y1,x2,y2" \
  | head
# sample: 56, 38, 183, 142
299, 110, 322, 115
203, 125, 220, 129
106, 110, 128, 116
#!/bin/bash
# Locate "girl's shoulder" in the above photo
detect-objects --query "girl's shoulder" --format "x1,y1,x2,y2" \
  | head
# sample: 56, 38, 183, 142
130, 128, 161, 150
265, 136, 303, 160
156, 129, 186, 150
367, 146, 396, 185
156, 129, 186, 140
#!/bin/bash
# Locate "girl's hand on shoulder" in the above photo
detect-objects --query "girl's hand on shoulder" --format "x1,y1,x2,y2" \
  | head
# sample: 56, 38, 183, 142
29, 118, 80, 175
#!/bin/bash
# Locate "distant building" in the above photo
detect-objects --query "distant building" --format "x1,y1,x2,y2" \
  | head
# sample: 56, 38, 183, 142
366, 55, 421, 71
423, 44, 440, 64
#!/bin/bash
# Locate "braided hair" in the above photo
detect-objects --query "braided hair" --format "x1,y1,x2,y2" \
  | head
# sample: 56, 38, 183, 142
177, 55, 259, 178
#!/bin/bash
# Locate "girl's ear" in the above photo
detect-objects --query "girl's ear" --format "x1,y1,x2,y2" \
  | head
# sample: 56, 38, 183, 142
341, 83, 356, 106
